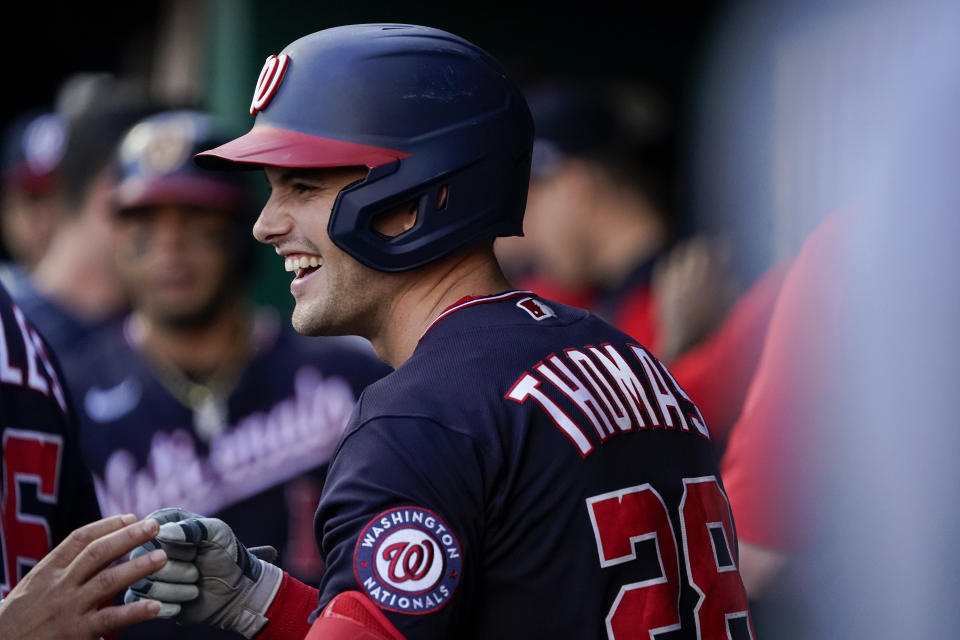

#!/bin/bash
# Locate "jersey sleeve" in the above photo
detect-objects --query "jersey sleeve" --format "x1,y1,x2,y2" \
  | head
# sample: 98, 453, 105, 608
313, 414, 488, 638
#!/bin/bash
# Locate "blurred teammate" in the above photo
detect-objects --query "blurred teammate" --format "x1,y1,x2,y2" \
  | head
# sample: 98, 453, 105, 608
8, 74, 160, 355
125, 25, 753, 639
0, 280, 168, 639
62, 109, 390, 639
516, 81, 735, 362
0, 109, 67, 289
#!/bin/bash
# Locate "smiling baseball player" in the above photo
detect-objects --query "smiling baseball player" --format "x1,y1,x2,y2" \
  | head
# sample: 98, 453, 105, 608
126, 23, 754, 640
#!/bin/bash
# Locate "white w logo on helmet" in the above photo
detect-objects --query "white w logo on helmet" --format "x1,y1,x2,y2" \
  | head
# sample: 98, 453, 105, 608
249, 54, 290, 116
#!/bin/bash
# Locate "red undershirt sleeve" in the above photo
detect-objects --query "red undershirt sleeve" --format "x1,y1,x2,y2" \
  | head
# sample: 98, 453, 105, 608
255, 573, 319, 640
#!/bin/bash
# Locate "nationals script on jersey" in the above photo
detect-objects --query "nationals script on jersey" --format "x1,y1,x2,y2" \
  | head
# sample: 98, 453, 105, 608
313, 291, 756, 639
61, 310, 389, 640
0, 283, 101, 597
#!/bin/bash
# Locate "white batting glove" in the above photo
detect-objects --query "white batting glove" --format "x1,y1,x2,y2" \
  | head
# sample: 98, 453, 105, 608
124, 508, 283, 639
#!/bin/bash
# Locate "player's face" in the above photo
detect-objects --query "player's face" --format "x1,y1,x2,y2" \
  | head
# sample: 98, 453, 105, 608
114, 205, 237, 327
525, 166, 594, 288
254, 166, 389, 337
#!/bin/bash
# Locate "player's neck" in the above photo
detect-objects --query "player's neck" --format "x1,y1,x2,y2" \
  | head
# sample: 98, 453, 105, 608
368, 246, 512, 369
130, 299, 253, 376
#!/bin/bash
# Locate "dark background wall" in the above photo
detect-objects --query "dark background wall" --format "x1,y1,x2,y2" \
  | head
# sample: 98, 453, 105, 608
2, 1, 724, 129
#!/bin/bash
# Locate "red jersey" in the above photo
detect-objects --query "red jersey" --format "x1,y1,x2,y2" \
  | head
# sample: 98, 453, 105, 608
720, 213, 846, 551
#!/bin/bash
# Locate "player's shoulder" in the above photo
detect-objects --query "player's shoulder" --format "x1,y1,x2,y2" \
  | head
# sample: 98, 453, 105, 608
417, 291, 630, 362
430, 290, 593, 333
0, 283, 72, 379
59, 317, 132, 379
352, 291, 626, 420
0, 278, 18, 318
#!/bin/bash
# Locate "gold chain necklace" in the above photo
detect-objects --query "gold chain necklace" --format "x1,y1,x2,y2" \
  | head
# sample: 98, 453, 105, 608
128, 314, 254, 442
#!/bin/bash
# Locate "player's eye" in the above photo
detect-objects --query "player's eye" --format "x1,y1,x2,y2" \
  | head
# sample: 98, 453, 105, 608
291, 182, 316, 195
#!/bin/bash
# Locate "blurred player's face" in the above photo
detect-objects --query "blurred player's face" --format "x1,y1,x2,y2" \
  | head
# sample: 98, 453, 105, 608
255, 166, 390, 337
114, 205, 238, 327
1, 191, 59, 270
524, 164, 595, 288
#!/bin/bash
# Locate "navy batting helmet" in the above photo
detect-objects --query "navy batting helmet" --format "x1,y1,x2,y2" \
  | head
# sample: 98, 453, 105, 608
2, 110, 66, 196
115, 110, 254, 216
196, 24, 533, 272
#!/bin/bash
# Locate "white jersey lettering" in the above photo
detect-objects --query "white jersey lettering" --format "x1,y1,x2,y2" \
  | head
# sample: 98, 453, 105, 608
506, 372, 594, 457
536, 356, 615, 440
632, 346, 690, 432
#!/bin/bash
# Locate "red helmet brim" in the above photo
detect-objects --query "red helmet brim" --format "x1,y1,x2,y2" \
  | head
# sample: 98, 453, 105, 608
194, 125, 410, 171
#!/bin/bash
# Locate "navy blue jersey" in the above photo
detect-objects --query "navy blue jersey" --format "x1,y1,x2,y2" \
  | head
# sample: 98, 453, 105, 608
314, 291, 754, 639
3, 273, 112, 358
61, 310, 391, 640
0, 283, 101, 597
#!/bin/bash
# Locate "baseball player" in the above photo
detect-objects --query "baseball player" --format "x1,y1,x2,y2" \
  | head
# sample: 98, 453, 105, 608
7, 78, 161, 356
61, 109, 391, 639
0, 109, 66, 286
126, 24, 754, 639
0, 280, 168, 639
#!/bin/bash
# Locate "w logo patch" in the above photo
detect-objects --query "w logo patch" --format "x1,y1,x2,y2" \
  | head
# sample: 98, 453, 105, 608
354, 506, 463, 615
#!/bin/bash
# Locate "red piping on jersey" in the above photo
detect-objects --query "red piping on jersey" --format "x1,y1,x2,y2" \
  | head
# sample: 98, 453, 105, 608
419, 290, 534, 341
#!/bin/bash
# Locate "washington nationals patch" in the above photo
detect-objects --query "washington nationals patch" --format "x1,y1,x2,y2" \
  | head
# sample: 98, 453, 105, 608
354, 506, 463, 615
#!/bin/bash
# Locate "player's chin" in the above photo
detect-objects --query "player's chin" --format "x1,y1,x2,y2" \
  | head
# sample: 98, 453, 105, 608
291, 303, 334, 337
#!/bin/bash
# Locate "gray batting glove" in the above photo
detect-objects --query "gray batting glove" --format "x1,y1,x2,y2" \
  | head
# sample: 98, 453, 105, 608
124, 509, 283, 639
124, 508, 204, 618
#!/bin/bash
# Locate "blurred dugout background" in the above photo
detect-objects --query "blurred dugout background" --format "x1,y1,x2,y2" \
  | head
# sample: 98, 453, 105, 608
5, 1, 960, 638
0, 0, 723, 315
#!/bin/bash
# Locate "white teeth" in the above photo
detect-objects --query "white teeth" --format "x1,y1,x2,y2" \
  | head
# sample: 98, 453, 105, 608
284, 255, 322, 272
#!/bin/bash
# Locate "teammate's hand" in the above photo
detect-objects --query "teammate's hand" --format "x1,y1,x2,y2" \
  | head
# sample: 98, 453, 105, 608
125, 512, 282, 639
653, 234, 738, 362
0, 514, 166, 640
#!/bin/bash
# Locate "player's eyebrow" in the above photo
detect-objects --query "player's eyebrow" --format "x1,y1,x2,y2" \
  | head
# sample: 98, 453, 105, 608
265, 167, 310, 186
266, 166, 367, 188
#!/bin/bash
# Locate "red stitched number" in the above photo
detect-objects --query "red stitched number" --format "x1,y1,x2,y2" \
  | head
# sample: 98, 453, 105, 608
587, 484, 681, 638
0, 431, 62, 597
587, 476, 755, 639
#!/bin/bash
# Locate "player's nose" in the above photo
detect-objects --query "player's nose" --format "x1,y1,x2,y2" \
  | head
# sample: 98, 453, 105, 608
252, 192, 291, 246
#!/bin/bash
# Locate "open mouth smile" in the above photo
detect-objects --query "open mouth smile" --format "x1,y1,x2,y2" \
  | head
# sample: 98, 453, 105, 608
285, 254, 323, 279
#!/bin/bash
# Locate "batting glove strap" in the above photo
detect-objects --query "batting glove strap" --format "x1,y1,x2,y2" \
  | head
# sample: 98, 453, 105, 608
219, 559, 284, 638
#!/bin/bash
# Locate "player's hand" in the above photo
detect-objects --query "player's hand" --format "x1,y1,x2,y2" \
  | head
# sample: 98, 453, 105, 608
0, 514, 166, 640
125, 510, 282, 639
653, 234, 738, 362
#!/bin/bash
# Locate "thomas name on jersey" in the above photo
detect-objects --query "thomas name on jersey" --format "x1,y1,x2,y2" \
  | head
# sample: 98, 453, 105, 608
507, 342, 709, 457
